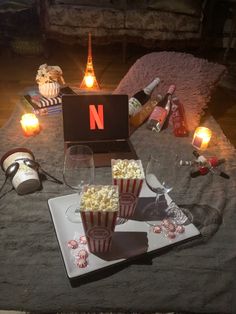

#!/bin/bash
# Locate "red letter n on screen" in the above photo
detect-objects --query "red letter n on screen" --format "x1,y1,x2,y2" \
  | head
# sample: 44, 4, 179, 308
89, 104, 104, 130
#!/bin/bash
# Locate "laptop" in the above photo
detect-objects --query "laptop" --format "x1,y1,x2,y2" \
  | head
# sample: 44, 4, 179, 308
62, 94, 138, 167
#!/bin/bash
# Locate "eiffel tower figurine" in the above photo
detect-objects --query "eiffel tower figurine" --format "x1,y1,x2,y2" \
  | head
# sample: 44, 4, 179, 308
80, 33, 100, 90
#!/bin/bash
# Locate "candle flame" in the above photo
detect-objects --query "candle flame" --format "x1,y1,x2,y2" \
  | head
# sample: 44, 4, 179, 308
21, 113, 39, 126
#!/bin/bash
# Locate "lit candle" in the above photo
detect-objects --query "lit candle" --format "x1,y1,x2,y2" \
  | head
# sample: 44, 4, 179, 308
192, 127, 212, 150
20, 113, 40, 136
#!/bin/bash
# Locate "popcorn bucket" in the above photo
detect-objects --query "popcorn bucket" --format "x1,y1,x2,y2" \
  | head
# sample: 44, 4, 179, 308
80, 185, 119, 253
111, 159, 145, 219
119, 192, 138, 218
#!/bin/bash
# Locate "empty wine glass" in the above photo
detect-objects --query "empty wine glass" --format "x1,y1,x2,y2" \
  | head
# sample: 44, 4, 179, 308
145, 154, 188, 226
63, 145, 94, 223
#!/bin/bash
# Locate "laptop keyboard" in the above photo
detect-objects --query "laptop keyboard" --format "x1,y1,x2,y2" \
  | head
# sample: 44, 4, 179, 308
81, 141, 132, 154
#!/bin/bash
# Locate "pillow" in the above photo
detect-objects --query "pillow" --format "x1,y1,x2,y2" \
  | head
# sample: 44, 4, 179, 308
113, 51, 226, 131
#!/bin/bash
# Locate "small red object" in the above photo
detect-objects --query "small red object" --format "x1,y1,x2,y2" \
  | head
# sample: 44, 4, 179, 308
167, 222, 176, 232
79, 235, 87, 245
76, 258, 88, 268
77, 249, 88, 259
67, 240, 79, 249
198, 166, 209, 176
176, 225, 185, 234
162, 219, 170, 228
208, 157, 218, 167
167, 231, 176, 239
153, 225, 162, 233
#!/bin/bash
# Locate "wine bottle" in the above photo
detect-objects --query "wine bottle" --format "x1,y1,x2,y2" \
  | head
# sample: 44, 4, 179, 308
129, 95, 162, 128
171, 97, 188, 137
128, 77, 160, 117
146, 84, 176, 132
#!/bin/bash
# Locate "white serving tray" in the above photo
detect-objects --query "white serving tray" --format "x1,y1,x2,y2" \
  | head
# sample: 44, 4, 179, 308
48, 183, 200, 279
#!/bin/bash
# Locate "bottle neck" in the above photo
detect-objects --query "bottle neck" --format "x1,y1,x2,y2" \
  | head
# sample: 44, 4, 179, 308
165, 96, 172, 111
143, 77, 160, 95
160, 84, 176, 108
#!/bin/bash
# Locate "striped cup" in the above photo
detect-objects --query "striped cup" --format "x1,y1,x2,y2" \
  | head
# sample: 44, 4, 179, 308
38, 82, 60, 98
111, 159, 145, 218
80, 185, 119, 253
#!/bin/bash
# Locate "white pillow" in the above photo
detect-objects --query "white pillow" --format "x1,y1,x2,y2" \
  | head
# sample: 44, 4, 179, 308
113, 51, 226, 131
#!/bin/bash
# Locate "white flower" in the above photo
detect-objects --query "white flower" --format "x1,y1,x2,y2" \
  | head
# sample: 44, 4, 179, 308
36, 64, 65, 85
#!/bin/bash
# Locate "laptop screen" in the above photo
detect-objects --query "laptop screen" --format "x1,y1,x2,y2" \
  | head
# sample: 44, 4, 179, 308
62, 94, 129, 142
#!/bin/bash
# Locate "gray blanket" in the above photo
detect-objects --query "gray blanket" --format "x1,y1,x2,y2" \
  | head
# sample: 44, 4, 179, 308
0, 98, 236, 313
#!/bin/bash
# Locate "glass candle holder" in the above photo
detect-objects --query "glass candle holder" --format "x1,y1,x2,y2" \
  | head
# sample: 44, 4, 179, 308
192, 127, 212, 150
20, 113, 40, 137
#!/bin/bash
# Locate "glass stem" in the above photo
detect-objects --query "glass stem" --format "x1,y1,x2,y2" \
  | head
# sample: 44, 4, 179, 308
75, 190, 82, 214
155, 193, 161, 206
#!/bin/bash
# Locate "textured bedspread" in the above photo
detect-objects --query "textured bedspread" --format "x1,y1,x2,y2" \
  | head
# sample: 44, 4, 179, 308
0, 94, 236, 313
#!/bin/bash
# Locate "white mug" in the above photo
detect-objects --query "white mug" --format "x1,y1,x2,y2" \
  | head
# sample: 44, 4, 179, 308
1, 148, 41, 195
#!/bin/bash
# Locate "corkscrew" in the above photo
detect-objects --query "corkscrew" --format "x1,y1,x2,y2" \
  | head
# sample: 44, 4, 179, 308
179, 150, 230, 179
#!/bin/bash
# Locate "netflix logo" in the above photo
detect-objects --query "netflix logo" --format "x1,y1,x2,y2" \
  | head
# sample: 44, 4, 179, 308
89, 104, 104, 130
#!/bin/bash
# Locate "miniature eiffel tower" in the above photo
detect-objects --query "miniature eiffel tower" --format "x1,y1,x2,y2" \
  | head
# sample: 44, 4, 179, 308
80, 33, 100, 90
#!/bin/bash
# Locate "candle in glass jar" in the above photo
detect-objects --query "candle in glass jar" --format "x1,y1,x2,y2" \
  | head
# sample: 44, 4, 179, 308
192, 127, 212, 150
20, 113, 40, 136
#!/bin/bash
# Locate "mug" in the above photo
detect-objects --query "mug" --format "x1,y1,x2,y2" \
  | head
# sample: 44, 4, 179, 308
0, 148, 41, 195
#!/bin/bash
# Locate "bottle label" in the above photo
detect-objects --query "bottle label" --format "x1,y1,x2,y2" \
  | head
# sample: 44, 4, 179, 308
171, 97, 188, 137
147, 106, 167, 132
130, 100, 158, 128
129, 97, 142, 116
150, 106, 166, 121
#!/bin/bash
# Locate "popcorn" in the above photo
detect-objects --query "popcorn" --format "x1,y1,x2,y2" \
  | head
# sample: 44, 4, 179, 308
112, 159, 144, 218
79, 185, 119, 253
112, 159, 144, 179
80, 185, 119, 212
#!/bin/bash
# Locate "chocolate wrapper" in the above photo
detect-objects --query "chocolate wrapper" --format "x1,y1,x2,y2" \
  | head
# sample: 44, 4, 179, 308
111, 159, 144, 218
80, 210, 118, 253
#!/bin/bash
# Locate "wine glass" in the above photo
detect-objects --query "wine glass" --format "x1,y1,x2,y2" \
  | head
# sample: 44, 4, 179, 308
63, 145, 95, 223
145, 154, 188, 226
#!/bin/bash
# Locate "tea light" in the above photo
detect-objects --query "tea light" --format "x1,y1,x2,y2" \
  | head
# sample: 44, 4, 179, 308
192, 127, 212, 150
20, 113, 40, 136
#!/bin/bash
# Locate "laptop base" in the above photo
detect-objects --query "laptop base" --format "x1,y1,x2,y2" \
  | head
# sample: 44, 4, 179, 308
64, 141, 138, 167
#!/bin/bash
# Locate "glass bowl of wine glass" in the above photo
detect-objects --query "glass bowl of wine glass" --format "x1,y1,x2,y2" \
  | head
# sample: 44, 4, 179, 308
63, 145, 95, 223
145, 153, 188, 226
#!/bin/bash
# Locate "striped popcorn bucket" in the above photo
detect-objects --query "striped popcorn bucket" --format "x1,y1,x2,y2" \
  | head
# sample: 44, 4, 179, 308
80, 210, 118, 253
111, 159, 145, 219
79, 185, 119, 253
38, 82, 60, 98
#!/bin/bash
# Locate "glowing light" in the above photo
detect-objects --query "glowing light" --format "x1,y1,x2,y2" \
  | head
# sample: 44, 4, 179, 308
84, 74, 95, 88
192, 127, 212, 150
80, 33, 100, 90
20, 113, 40, 137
